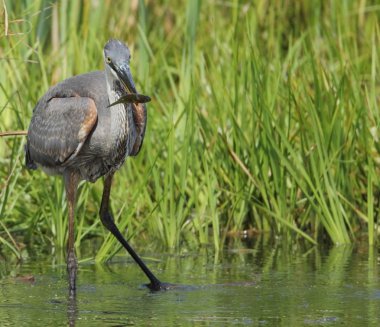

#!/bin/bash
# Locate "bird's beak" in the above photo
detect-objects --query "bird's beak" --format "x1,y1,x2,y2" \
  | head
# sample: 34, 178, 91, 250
114, 64, 137, 94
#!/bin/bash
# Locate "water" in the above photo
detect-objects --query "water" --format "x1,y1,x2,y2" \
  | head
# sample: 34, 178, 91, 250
1, 240, 380, 326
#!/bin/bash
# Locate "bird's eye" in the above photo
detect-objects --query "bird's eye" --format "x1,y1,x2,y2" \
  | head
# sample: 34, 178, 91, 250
106, 57, 112, 63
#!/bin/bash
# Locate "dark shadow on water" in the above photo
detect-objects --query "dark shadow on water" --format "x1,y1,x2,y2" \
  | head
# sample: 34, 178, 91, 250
143, 280, 257, 292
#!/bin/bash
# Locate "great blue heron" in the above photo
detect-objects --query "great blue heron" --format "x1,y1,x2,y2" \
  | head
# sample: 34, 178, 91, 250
25, 39, 165, 292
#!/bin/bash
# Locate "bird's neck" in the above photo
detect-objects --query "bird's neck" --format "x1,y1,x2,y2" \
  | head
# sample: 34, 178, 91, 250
105, 67, 123, 105
105, 69, 137, 156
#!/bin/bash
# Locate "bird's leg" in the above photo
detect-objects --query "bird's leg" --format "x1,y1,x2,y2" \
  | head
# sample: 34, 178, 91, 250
64, 171, 80, 292
100, 173, 164, 291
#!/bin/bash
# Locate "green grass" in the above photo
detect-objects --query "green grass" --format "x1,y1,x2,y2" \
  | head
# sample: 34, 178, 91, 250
0, 0, 379, 261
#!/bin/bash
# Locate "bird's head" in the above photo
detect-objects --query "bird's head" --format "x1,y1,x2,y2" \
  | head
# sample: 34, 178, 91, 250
103, 39, 137, 94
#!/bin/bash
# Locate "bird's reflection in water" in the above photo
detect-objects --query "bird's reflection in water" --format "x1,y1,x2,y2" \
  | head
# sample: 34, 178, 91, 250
67, 290, 77, 327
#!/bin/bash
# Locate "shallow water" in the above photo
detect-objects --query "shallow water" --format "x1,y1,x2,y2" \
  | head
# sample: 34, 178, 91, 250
0, 240, 380, 326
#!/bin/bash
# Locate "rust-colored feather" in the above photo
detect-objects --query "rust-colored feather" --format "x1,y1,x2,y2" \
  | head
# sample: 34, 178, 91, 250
130, 103, 147, 156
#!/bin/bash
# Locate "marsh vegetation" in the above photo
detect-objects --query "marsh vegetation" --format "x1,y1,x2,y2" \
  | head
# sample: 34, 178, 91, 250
0, 1, 379, 261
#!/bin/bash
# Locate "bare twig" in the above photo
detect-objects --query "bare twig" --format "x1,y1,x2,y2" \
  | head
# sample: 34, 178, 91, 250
0, 130, 27, 137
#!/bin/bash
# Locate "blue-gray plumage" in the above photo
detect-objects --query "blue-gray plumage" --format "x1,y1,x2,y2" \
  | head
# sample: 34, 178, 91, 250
25, 39, 166, 292
26, 61, 146, 180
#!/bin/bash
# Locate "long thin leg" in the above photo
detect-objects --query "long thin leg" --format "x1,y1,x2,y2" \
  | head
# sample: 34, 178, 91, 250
64, 171, 80, 292
99, 172, 163, 291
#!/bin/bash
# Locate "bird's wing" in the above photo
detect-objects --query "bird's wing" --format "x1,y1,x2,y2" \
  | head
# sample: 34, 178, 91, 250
27, 96, 98, 167
130, 103, 147, 156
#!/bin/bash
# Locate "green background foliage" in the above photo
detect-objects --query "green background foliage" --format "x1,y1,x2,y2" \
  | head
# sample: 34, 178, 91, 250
0, 0, 379, 261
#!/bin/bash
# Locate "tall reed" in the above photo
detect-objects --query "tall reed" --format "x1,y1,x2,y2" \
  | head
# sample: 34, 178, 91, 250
0, 1, 378, 260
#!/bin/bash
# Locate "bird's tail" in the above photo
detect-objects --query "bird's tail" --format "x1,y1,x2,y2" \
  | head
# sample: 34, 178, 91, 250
25, 143, 37, 170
